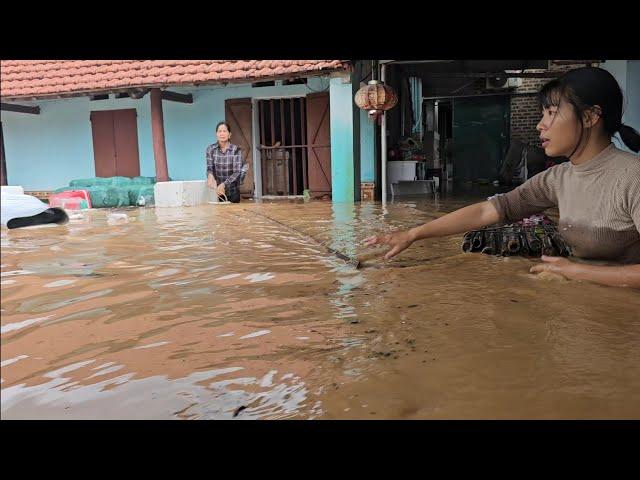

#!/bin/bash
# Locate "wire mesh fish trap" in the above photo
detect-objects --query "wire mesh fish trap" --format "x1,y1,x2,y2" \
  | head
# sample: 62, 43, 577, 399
461, 215, 571, 258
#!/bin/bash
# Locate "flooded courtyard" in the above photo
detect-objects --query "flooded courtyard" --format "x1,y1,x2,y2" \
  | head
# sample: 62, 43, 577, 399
2, 193, 639, 419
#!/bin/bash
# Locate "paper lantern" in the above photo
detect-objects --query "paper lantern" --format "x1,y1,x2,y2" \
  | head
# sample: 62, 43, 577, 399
354, 80, 398, 117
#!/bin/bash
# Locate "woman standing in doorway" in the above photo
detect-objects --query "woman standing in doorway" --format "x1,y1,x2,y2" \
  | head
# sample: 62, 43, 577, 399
364, 67, 640, 288
206, 122, 248, 203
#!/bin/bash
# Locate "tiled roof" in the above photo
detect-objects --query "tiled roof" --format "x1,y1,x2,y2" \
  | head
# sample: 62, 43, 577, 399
0, 60, 349, 99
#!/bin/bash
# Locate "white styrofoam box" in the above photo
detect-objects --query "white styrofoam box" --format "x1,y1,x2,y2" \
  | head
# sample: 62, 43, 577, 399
181, 180, 209, 206
154, 181, 209, 207
154, 182, 182, 207
1, 186, 24, 195
387, 161, 418, 185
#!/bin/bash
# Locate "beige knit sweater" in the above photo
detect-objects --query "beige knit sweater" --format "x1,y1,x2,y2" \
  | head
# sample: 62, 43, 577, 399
489, 144, 640, 264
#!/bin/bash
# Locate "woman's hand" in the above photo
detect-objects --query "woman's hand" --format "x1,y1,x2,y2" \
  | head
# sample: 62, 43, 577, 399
363, 230, 416, 260
530, 256, 640, 288
216, 183, 226, 196
529, 255, 577, 279
361, 201, 500, 262
207, 175, 216, 190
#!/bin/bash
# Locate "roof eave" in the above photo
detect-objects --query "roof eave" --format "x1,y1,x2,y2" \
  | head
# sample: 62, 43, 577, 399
0, 65, 351, 102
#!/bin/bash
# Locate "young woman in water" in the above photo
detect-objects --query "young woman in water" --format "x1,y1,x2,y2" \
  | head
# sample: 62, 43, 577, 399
364, 67, 640, 288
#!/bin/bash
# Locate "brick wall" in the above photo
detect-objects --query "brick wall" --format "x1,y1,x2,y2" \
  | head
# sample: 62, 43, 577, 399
509, 61, 597, 146
510, 82, 545, 145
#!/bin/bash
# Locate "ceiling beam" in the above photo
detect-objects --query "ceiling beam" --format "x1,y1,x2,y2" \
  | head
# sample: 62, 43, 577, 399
551, 60, 602, 65
161, 91, 194, 103
1, 102, 40, 114
413, 72, 564, 79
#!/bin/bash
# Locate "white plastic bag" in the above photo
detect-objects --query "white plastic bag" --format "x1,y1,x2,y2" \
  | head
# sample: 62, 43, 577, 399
1, 193, 51, 226
107, 213, 129, 225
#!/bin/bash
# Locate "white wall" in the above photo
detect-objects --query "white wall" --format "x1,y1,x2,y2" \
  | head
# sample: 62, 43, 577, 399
602, 60, 639, 153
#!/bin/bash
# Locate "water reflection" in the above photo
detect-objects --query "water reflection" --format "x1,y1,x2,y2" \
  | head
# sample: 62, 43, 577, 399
1, 362, 312, 419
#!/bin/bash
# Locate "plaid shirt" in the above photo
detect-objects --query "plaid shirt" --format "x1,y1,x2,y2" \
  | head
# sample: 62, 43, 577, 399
206, 142, 248, 199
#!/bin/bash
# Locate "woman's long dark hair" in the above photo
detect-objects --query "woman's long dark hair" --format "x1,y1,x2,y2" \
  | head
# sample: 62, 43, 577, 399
539, 66, 640, 156
216, 121, 231, 133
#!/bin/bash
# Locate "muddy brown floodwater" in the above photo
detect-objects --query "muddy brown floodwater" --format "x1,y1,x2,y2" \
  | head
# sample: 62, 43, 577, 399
2, 192, 639, 419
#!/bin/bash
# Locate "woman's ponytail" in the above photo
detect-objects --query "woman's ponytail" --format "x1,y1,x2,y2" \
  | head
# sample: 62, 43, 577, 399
618, 124, 640, 153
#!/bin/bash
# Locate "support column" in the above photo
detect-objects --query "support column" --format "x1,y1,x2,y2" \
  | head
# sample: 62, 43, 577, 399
381, 63, 388, 204
151, 88, 169, 182
1, 121, 7, 186
360, 107, 376, 183
329, 74, 357, 203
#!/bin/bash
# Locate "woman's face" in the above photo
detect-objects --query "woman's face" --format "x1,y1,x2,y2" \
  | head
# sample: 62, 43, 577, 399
216, 125, 230, 143
536, 101, 581, 158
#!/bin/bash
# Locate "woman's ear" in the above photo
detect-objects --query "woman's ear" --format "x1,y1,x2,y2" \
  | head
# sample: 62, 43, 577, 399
584, 105, 603, 128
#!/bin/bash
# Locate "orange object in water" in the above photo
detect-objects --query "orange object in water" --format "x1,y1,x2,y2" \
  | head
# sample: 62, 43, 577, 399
48, 190, 92, 210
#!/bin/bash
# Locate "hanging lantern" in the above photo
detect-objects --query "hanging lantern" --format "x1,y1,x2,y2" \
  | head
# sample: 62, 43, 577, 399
354, 80, 398, 118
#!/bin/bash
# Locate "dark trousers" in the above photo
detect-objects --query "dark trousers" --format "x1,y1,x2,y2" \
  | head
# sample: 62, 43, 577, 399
221, 190, 240, 203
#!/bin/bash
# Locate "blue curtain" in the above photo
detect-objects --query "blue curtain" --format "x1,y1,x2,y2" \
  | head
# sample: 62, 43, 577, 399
409, 76, 423, 139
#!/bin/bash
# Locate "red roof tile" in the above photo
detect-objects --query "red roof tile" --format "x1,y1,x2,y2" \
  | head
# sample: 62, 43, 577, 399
0, 60, 349, 99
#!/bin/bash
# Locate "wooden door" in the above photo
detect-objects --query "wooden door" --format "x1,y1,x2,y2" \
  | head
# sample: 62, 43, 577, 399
225, 98, 254, 197
90, 109, 140, 177
113, 109, 140, 177
305, 92, 331, 196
